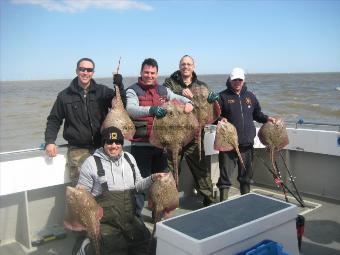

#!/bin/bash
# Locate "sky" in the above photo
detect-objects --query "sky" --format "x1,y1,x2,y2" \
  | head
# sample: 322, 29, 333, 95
1, 0, 340, 81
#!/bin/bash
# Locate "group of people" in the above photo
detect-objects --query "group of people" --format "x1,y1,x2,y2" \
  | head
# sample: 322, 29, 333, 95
44, 56, 275, 254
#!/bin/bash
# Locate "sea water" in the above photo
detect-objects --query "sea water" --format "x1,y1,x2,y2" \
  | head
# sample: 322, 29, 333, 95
1, 72, 339, 152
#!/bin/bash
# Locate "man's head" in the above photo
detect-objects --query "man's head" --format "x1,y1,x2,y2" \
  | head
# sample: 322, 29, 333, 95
229, 67, 245, 94
76, 58, 95, 89
179, 55, 195, 80
140, 58, 158, 86
101, 126, 124, 157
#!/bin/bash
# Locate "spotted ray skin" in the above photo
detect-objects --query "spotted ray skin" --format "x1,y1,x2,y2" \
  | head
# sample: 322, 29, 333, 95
150, 100, 199, 187
191, 86, 221, 159
101, 85, 135, 140
258, 118, 289, 175
64, 186, 103, 255
148, 172, 179, 236
214, 119, 245, 170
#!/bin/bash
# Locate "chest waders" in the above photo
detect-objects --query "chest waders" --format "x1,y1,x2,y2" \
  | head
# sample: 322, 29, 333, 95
93, 154, 151, 255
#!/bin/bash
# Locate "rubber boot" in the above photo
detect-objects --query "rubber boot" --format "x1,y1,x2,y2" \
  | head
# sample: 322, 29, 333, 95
240, 184, 250, 195
219, 188, 229, 202
203, 195, 216, 207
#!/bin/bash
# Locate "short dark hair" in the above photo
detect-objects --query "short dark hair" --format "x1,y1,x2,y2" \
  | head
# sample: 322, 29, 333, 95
141, 58, 158, 72
77, 58, 95, 70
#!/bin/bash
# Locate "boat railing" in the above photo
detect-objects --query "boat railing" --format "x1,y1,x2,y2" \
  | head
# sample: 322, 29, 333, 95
252, 119, 340, 132
1, 120, 339, 157
0, 144, 68, 157
289, 119, 340, 131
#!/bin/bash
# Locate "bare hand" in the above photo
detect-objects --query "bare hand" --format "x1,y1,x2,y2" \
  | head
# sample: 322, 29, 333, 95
221, 117, 228, 123
184, 103, 194, 113
45, 144, 57, 157
152, 172, 168, 181
76, 184, 87, 190
182, 88, 193, 99
267, 117, 276, 124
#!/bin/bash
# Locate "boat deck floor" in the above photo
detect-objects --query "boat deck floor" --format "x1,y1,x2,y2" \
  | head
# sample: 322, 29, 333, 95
1, 185, 340, 255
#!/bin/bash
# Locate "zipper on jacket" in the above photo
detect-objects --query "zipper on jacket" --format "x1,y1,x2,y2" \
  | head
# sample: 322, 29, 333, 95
238, 94, 245, 137
83, 91, 95, 146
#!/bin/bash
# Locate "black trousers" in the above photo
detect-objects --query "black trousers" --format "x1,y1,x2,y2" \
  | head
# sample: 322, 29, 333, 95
217, 146, 254, 192
130, 145, 168, 216
167, 136, 215, 205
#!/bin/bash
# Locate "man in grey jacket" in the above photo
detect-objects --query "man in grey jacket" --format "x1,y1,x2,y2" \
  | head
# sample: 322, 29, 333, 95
75, 126, 164, 254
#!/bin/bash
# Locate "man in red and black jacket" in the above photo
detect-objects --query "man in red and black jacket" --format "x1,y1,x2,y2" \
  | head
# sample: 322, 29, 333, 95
126, 58, 193, 217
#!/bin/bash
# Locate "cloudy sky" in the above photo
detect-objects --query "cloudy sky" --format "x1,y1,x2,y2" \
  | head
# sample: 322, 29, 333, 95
1, 0, 340, 81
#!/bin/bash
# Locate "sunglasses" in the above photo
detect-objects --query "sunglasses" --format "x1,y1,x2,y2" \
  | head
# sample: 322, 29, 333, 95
233, 79, 243, 82
105, 139, 123, 145
78, 67, 94, 73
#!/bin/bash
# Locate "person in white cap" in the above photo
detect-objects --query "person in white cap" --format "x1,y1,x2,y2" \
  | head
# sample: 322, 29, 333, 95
216, 68, 276, 200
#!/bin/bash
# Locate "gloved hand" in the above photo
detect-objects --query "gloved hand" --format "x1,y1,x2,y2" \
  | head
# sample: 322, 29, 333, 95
149, 106, 167, 118
113, 74, 123, 89
207, 91, 219, 103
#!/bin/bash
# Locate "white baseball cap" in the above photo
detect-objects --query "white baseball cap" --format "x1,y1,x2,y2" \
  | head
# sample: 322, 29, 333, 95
230, 67, 245, 81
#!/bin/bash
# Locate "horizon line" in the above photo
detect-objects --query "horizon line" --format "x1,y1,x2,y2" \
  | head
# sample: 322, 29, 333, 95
1, 71, 340, 82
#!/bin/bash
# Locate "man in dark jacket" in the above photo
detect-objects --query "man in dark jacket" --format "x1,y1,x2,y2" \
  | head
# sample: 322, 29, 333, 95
217, 67, 276, 200
163, 55, 218, 207
44, 57, 126, 184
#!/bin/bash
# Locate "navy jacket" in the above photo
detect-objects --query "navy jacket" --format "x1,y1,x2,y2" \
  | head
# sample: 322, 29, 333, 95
219, 83, 268, 147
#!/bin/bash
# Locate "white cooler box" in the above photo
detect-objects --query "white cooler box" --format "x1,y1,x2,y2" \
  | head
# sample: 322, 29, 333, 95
156, 193, 299, 255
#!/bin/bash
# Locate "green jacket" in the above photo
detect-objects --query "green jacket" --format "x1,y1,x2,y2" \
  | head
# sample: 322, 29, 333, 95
163, 70, 209, 95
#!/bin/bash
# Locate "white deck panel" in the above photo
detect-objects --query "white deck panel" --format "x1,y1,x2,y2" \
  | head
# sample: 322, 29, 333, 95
0, 154, 68, 196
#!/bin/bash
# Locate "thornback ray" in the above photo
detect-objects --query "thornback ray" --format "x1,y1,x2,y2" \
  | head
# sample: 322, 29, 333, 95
191, 86, 221, 160
214, 119, 246, 170
64, 186, 103, 255
101, 85, 135, 140
148, 172, 179, 237
149, 100, 200, 187
258, 117, 289, 180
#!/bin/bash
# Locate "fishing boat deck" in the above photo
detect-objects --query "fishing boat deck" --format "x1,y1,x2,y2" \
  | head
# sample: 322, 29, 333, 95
1, 124, 339, 254
1, 185, 339, 255
147, 186, 340, 255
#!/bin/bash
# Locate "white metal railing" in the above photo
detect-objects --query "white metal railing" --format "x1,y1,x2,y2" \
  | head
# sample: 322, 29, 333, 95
0, 143, 68, 156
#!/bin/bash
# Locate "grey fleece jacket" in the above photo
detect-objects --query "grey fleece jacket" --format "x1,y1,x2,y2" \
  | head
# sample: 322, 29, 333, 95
77, 148, 153, 196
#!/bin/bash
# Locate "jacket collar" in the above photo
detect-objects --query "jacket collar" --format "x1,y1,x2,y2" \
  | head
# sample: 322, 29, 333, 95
170, 70, 198, 86
69, 77, 97, 94
137, 77, 159, 90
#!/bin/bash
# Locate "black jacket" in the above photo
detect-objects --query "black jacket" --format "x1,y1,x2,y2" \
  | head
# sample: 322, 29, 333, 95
45, 77, 126, 148
219, 83, 268, 147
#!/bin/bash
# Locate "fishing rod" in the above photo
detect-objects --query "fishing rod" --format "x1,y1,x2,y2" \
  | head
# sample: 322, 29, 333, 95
255, 153, 305, 207
272, 154, 289, 203
114, 57, 121, 75
279, 151, 305, 206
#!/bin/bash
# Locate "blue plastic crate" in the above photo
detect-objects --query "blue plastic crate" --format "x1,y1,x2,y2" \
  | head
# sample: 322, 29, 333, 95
236, 240, 290, 255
